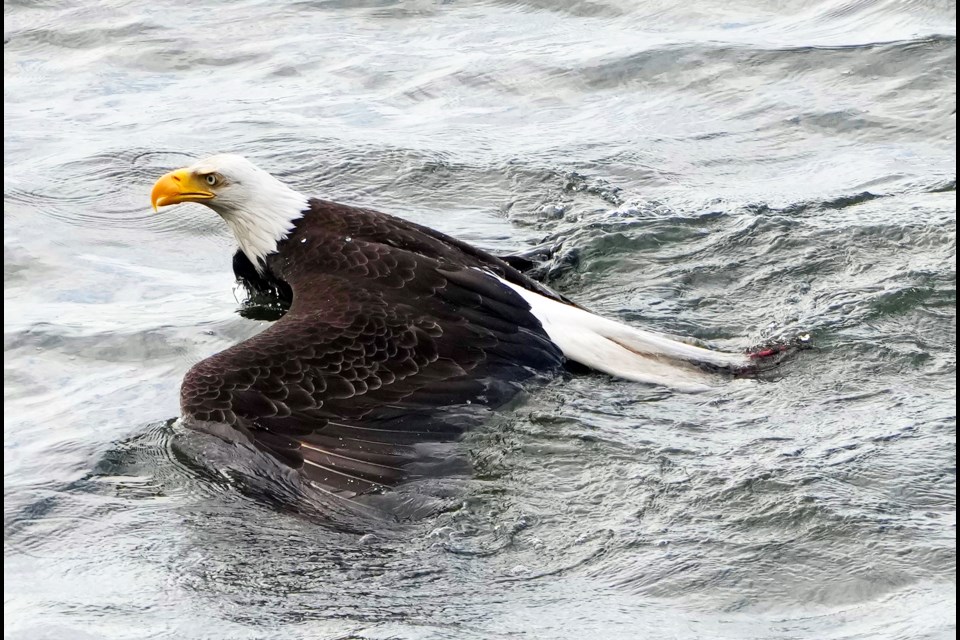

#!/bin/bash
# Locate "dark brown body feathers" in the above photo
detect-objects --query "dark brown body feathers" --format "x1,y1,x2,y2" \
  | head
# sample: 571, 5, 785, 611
181, 199, 567, 494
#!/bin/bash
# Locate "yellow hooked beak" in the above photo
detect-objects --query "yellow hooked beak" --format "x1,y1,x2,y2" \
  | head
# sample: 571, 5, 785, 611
150, 168, 215, 211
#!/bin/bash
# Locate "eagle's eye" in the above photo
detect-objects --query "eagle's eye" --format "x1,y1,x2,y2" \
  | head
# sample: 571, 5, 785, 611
204, 173, 220, 187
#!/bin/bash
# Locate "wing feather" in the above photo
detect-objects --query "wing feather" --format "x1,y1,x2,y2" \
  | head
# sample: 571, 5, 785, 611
182, 247, 564, 493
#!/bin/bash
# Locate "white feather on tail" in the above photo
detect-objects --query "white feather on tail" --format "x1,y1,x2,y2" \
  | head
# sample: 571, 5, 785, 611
498, 278, 752, 392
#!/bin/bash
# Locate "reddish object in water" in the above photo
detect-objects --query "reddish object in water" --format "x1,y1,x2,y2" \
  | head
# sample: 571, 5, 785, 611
745, 333, 812, 364
748, 345, 788, 360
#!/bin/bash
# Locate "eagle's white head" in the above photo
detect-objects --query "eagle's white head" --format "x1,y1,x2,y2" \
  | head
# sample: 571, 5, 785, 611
151, 154, 309, 269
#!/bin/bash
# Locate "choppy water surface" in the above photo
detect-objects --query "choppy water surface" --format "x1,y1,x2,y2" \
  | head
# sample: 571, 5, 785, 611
4, 1, 956, 638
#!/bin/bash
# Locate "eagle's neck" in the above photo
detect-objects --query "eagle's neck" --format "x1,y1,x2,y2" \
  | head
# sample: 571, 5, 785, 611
212, 180, 309, 272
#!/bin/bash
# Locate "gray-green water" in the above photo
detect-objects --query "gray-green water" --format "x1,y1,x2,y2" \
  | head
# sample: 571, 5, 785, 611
4, 1, 956, 638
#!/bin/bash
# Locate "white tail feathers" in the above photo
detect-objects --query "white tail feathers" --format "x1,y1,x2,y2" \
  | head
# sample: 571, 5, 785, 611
499, 278, 752, 392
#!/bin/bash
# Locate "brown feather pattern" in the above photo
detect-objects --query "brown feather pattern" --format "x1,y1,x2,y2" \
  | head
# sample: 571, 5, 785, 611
181, 199, 566, 494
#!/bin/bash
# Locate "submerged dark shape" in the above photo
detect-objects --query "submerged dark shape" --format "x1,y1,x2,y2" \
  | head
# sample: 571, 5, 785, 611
151, 154, 787, 496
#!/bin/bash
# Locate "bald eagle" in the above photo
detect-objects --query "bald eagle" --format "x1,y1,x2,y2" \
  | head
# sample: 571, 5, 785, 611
151, 154, 779, 494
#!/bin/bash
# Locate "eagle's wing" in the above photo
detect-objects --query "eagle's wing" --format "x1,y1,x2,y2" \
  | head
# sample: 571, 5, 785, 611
180, 270, 564, 494
303, 199, 579, 305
